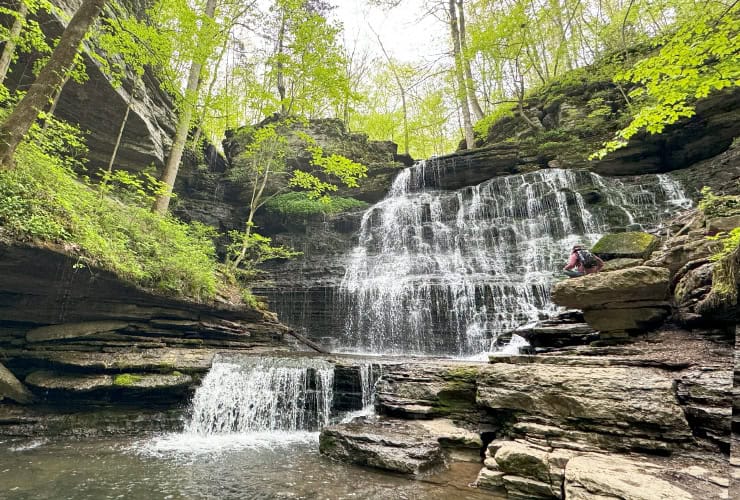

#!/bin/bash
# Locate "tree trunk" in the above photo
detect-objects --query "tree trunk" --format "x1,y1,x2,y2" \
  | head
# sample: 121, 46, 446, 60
449, 0, 474, 149
0, 0, 28, 85
276, 11, 287, 115
456, 0, 484, 121
41, 74, 70, 131
370, 26, 409, 156
107, 97, 131, 174
0, 0, 106, 169
152, 0, 217, 214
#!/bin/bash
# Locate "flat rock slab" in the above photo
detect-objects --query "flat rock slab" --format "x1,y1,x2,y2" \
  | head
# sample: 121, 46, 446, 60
564, 454, 693, 499
3, 348, 220, 373
25, 370, 192, 392
319, 417, 446, 475
26, 321, 130, 342
488, 354, 688, 370
551, 266, 670, 309
477, 362, 692, 449
583, 307, 670, 332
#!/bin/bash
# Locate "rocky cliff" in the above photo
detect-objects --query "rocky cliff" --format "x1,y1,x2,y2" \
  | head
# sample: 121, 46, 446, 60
5, 0, 177, 171
0, 240, 297, 434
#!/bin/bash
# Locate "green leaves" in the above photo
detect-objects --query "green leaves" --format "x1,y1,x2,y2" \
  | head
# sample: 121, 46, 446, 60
596, 4, 740, 157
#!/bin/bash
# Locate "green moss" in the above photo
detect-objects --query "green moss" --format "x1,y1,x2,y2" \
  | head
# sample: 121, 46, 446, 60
265, 191, 368, 218
442, 366, 480, 383
591, 231, 658, 257
113, 374, 144, 387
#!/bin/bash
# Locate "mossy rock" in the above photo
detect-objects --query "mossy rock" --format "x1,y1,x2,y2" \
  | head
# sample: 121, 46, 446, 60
591, 232, 659, 259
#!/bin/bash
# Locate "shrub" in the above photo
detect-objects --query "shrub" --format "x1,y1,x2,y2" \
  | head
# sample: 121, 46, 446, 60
265, 191, 368, 217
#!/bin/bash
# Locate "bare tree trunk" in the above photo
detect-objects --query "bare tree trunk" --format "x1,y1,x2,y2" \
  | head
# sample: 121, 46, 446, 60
449, 0, 474, 149
276, 11, 287, 115
0, 0, 28, 85
456, 0, 484, 121
152, 0, 217, 214
369, 25, 409, 156
107, 96, 132, 174
0, 0, 106, 169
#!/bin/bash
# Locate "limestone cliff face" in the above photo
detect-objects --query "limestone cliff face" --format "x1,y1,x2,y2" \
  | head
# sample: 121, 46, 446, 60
6, 0, 177, 171
0, 240, 293, 409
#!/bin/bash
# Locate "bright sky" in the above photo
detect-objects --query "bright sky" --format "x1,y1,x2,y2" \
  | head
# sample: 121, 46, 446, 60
333, 0, 446, 64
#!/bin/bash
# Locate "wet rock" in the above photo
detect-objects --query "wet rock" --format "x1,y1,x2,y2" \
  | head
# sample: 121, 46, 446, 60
26, 321, 130, 343
591, 232, 659, 259
374, 363, 480, 421
551, 266, 670, 309
564, 454, 693, 500
319, 417, 446, 476
513, 321, 597, 349
0, 362, 34, 404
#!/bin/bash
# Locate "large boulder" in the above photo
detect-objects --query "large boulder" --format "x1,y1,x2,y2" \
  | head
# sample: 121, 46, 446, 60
477, 362, 692, 451
591, 232, 659, 259
551, 266, 670, 309
564, 455, 693, 500
582, 307, 670, 333
319, 417, 446, 476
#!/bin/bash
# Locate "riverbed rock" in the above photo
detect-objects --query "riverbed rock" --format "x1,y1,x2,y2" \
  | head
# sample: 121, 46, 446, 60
374, 363, 480, 421
0, 362, 34, 404
591, 232, 659, 260
551, 266, 670, 309
602, 257, 644, 271
319, 417, 446, 476
564, 454, 693, 500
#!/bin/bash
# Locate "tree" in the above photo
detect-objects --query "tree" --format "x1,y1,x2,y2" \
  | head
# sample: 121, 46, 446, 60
152, 0, 219, 214
0, 0, 107, 169
0, 0, 29, 84
226, 122, 367, 271
449, 0, 474, 148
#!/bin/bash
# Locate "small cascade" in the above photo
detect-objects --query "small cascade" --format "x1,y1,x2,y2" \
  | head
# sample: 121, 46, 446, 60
186, 356, 334, 434
657, 174, 693, 209
339, 165, 692, 357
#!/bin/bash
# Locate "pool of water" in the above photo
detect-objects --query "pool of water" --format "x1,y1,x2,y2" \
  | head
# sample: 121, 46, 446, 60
0, 434, 501, 500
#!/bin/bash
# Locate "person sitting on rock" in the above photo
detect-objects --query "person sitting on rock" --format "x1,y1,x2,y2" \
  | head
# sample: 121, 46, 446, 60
563, 245, 604, 278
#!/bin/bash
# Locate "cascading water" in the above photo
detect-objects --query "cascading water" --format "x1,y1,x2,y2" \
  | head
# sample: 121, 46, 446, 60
339, 163, 692, 357
186, 355, 335, 434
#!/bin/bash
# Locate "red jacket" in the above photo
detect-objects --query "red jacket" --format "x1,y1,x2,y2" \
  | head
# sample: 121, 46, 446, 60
564, 251, 604, 274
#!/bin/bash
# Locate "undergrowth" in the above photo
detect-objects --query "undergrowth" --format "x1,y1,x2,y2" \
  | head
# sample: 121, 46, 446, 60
0, 120, 218, 301
265, 191, 368, 217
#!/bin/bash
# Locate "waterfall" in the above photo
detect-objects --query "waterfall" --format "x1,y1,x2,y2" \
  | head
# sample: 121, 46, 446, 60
186, 356, 334, 434
339, 165, 692, 357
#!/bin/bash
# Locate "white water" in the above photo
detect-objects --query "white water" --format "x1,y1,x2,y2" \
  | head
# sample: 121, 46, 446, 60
339, 164, 692, 357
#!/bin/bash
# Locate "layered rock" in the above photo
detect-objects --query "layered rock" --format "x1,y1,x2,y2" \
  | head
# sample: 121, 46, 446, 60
0, 241, 294, 429
551, 265, 672, 339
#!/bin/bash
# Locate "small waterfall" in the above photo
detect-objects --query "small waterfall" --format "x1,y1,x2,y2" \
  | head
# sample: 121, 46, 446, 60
339, 165, 692, 357
657, 174, 693, 209
186, 356, 334, 434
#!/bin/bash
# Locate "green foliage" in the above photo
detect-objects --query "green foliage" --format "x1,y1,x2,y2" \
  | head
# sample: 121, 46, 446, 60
0, 123, 218, 301
265, 191, 367, 217
473, 103, 516, 137
596, 6, 740, 157
226, 229, 301, 278
698, 187, 740, 218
